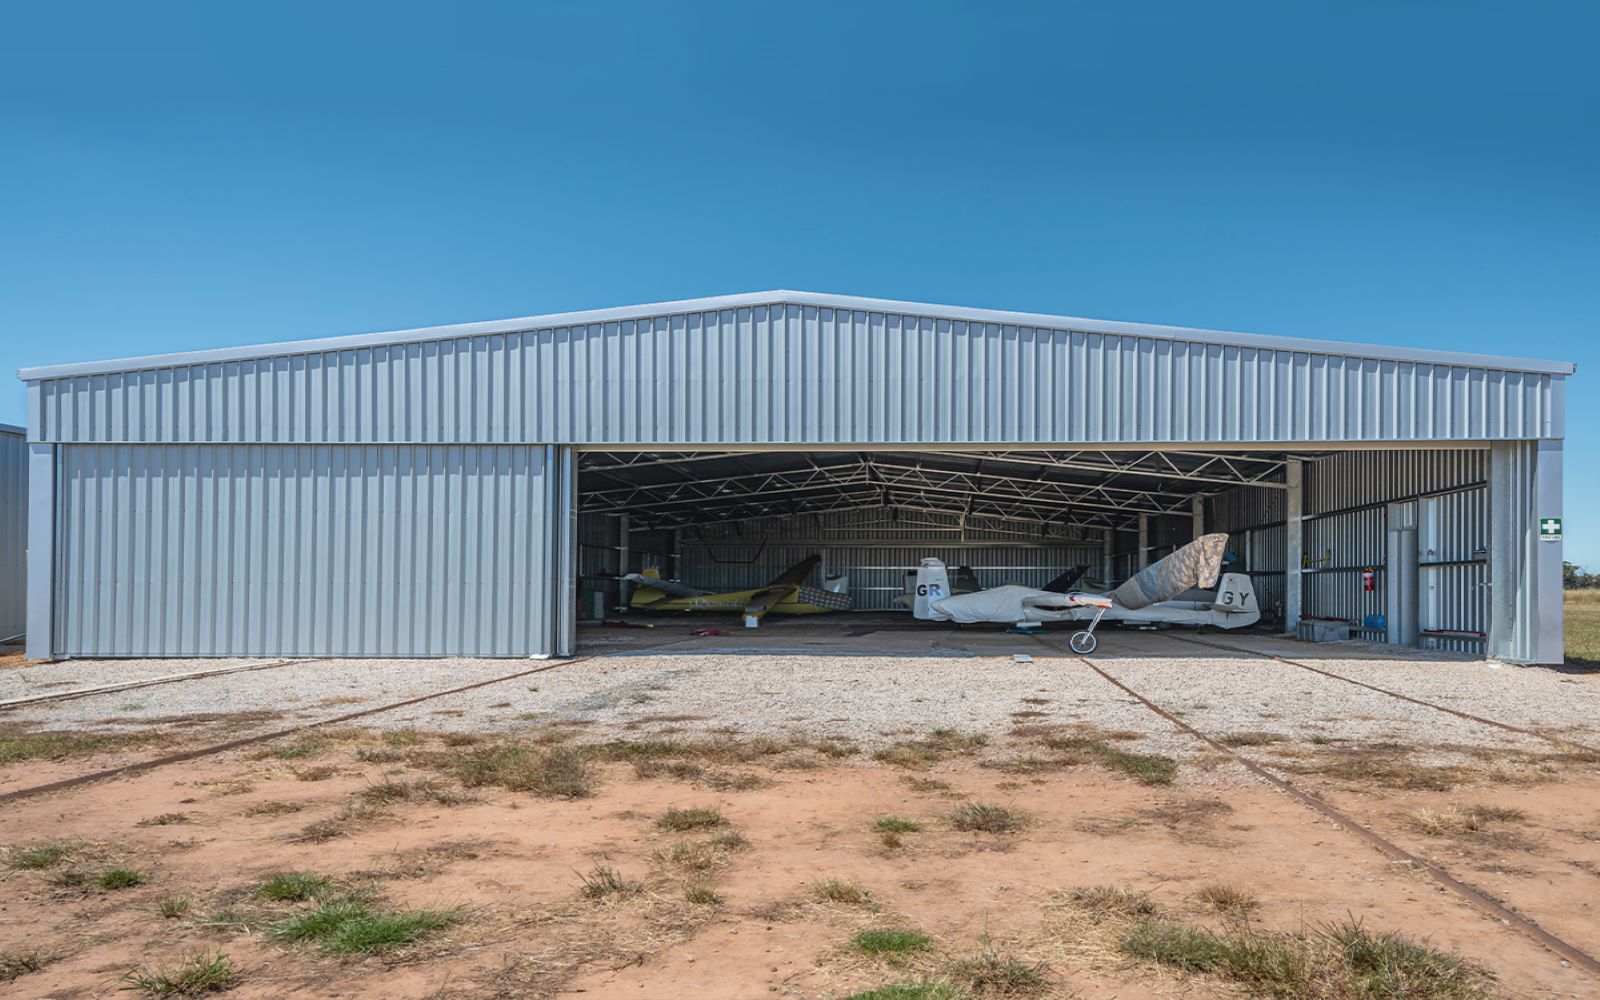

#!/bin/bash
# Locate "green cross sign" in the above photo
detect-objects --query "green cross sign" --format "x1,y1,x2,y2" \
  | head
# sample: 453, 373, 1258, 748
1539, 517, 1562, 541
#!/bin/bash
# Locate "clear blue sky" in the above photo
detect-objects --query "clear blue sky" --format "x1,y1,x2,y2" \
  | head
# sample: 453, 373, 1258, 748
3, 3, 1595, 559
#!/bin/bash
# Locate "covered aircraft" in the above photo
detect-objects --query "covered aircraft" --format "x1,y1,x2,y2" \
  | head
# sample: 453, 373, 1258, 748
893, 564, 1090, 608
623, 555, 851, 628
912, 533, 1258, 653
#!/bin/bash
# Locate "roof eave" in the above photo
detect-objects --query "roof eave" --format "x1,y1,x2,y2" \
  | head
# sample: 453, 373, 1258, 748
15, 289, 1578, 381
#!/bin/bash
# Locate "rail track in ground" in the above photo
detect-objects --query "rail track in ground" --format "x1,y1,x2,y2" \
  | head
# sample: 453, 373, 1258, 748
0, 658, 327, 712
1025, 634, 1600, 977
1160, 632, 1600, 755
0, 637, 700, 806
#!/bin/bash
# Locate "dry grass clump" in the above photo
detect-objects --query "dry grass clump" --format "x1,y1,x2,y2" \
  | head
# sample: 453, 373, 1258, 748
1030, 731, 1177, 785
1218, 731, 1287, 747
424, 742, 596, 798
1407, 803, 1527, 836
1, 951, 43, 982
120, 950, 235, 997
950, 802, 1027, 834
1276, 743, 1468, 792
1120, 918, 1492, 999
0, 726, 165, 765
873, 730, 989, 769
945, 937, 1049, 995
289, 799, 389, 843
1195, 882, 1259, 918
578, 864, 643, 901
242, 800, 302, 818
653, 837, 744, 876
656, 806, 725, 832
814, 879, 873, 905
135, 813, 190, 827
355, 777, 471, 807
6, 840, 77, 870
293, 765, 340, 782
1063, 885, 1159, 920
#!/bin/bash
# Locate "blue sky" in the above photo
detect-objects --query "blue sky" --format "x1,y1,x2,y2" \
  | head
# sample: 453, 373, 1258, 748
3, 2, 1596, 560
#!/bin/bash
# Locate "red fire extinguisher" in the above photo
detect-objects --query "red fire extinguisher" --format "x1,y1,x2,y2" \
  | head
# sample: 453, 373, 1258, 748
1361, 567, 1375, 592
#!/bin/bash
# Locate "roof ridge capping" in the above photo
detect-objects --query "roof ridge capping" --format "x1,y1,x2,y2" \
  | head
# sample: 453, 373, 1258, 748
16, 289, 1577, 381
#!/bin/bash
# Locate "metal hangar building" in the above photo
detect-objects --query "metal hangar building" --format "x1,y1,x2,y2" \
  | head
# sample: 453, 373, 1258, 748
16, 291, 1571, 664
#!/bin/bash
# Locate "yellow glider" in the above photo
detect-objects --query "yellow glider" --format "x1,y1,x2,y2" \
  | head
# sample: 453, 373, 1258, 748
623, 555, 851, 628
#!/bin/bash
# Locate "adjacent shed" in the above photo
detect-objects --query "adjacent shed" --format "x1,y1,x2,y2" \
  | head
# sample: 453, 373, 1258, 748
15, 291, 1571, 663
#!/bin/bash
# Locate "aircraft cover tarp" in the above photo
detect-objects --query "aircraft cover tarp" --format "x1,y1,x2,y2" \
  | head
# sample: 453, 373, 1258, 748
928, 585, 1064, 624
1110, 533, 1228, 610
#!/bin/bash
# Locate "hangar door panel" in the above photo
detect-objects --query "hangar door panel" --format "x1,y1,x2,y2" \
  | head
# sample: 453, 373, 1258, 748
55, 445, 559, 657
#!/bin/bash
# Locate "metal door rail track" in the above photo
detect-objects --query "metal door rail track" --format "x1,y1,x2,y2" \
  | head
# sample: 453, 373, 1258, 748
0, 638, 697, 806
0, 659, 319, 711
1163, 633, 1600, 755
1057, 646, 1600, 977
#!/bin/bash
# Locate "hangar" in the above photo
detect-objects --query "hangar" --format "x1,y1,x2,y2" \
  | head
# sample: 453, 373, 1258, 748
16, 291, 1570, 664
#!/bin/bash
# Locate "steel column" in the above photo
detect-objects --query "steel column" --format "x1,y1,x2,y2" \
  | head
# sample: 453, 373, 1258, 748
1284, 458, 1303, 634
24, 444, 54, 660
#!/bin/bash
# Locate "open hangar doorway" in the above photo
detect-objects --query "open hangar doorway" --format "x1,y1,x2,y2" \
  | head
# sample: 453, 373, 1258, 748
569, 448, 1296, 650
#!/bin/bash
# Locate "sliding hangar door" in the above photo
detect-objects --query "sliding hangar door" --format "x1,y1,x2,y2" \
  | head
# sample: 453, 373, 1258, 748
19, 291, 1569, 663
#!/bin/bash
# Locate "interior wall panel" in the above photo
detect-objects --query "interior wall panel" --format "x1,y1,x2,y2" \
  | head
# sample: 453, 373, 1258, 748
0, 426, 26, 640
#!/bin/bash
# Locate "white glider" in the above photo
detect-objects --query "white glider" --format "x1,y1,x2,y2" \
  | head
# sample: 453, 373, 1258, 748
911, 533, 1259, 653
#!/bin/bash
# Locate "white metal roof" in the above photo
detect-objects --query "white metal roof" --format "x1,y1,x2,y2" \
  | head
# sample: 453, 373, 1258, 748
16, 289, 1576, 381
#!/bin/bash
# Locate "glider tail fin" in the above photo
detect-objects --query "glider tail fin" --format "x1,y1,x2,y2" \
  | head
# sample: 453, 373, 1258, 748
913, 558, 951, 620
630, 567, 669, 605
1211, 572, 1257, 615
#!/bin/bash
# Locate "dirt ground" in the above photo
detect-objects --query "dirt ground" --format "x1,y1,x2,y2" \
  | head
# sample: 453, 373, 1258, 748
3, 692, 1599, 999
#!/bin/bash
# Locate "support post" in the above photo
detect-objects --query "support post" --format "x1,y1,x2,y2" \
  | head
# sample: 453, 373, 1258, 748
24, 443, 55, 661
555, 446, 578, 658
1102, 528, 1114, 585
1137, 515, 1150, 570
1534, 440, 1565, 665
617, 512, 631, 612
1191, 497, 1205, 541
1284, 458, 1303, 635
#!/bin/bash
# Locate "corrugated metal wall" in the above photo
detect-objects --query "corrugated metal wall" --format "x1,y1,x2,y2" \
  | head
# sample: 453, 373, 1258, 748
1208, 450, 1488, 646
674, 508, 1103, 613
0, 426, 26, 640
53, 444, 558, 657
29, 304, 1562, 446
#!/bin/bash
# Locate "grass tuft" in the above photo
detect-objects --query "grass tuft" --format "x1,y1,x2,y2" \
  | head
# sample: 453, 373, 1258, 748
255, 872, 334, 901
272, 897, 457, 954
656, 806, 725, 831
136, 813, 190, 827
874, 817, 923, 834
1407, 803, 1527, 836
814, 879, 872, 905
578, 865, 642, 901
1122, 917, 1491, 998
1195, 882, 1259, 917
1, 951, 43, 982
119, 950, 234, 997
950, 802, 1027, 834
854, 928, 933, 957
433, 743, 595, 798
155, 896, 192, 919
684, 884, 721, 905
842, 985, 963, 1000
1065, 885, 1159, 919
947, 938, 1049, 995
1088, 744, 1178, 785
8, 841, 74, 870
96, 867, 147, 890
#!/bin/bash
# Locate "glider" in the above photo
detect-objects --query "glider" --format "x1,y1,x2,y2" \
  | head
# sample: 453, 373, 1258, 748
911, 533, 1258, 653
623, 555, 851, 628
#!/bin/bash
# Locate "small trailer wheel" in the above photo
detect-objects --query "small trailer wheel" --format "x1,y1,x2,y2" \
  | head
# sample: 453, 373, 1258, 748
1068, 630, 1098, 655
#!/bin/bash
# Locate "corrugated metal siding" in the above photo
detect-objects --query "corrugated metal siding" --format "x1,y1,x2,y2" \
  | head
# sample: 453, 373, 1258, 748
0, 427, 26, 640
54, 444, 556, 657
1304, 450, 1488, 516
30, 304, 1563, 445
1419, 489, 1488, 653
